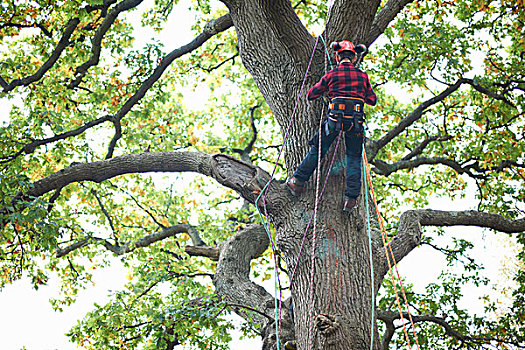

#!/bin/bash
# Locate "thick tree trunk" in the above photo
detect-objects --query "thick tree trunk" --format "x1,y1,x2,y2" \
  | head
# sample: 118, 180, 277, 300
275, 165, 382, 350
218, 1, 386, 348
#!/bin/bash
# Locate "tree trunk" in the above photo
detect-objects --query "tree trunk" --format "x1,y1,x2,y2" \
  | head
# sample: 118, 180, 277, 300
274, 162, 382, 350
218, 1, 385, 348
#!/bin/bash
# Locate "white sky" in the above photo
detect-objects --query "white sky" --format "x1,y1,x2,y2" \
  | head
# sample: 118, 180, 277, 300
0, 0, 518, 349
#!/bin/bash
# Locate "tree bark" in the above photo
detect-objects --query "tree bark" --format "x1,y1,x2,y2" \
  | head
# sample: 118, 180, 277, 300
218, 1, 386, 348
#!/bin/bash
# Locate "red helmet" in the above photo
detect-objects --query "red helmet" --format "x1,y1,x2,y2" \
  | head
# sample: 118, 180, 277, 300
331, 40, 356, 54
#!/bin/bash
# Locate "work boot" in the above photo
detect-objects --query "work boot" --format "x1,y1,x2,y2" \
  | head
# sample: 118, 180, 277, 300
343, 196, 358, 212
286, 177, 305, 196
284, 340, 297, 349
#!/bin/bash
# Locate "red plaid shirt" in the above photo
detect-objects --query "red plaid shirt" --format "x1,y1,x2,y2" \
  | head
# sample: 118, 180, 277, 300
307, 61, 377, 106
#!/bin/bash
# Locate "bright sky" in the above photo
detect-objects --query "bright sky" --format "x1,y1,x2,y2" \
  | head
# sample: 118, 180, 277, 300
0, 0, 518, 349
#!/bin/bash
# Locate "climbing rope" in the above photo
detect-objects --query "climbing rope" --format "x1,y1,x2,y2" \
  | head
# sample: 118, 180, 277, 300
255, 35, 321, 349
307, 104, 323, 349
362, 150, 422, 349
362, 146, 375, 350
252, 17, 422, 347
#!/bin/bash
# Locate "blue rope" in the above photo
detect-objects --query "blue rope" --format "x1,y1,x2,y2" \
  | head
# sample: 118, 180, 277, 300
363, 142, 375, 350
318, 34, 333, 70
255, 185, 282, 349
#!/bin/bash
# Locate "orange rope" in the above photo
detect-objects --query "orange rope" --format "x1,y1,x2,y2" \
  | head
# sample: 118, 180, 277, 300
363, 150, 421, 349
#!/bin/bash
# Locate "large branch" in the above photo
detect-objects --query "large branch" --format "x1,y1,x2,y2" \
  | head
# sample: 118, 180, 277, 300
212, 224, 272, 326
372, 157, 481, 178
383, 209, 525, 274
369, 77, 517, 160
0, 18, 80, 92
366, 0, 415, 45
2, 151, 286, 228
377, 309, 523, 349
217, 0, 316, 124
185, 224, 295, 346
185, 245, 220, 261
2, 14, 233, 162
56, 223, 205, 258
369, 79, 464, 159
258, 0, 313, 63
372, 156, 523, 178
212, 224, 295, 346
327, 0, 382, 45
220, 0, 311, 59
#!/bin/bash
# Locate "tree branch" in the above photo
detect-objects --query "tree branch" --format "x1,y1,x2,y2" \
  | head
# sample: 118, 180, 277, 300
3, 151, 286, 230
102, 13, 233, 157
326, 0, 382, 45
213, 224, 273, 327
227, 105, 260, 163
369, 77, 519, 160
385, 209, 525, 271
369, 79, 464, 159
377, 309, 523, 348
56, 223, 203, 258
196, 52, 239, 73
67, 0, 145, 88
90, 188, 117, 236
372, 156, 482, 178
367, 0, 415, 45
463, 78, 516, 107
0, 22, 53, 38
105, 118, 122, 159
3, 14, 233, 161
56, 237, 94, 258
401, 135, 453, 161
0, 18, 80, 93
185, 245, 220, 261
372, 156, 523, 178
0, 114, 113, 163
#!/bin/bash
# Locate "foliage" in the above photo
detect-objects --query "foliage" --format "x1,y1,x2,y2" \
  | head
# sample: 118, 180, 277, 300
0, 0, 523, 348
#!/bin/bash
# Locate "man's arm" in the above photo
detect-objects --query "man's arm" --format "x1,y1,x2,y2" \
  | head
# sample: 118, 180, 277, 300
364, 76, 377, 106
307, 74, 329, 100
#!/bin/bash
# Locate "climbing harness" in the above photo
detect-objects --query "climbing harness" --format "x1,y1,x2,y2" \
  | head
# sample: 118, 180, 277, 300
327, 96, 365, 133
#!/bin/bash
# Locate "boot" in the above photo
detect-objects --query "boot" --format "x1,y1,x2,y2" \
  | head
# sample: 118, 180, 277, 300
286, 177, 305, 196
343, 196, 358, 211
284, 340, 297, 349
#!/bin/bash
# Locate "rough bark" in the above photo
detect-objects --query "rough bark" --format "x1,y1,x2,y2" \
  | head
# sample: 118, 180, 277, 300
216, 1, 386, 348
4, 152, 283, 221
212, 224, 295, 347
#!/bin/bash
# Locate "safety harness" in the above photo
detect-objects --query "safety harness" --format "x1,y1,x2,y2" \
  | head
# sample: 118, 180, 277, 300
327, 96, 365, 133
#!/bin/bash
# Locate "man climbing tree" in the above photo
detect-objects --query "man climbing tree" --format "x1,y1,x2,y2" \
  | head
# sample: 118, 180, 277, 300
286, 40, 376, 212
0, 0, 524, 350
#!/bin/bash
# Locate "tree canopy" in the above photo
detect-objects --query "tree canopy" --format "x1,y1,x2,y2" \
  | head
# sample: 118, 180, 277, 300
1, 0, 524, 349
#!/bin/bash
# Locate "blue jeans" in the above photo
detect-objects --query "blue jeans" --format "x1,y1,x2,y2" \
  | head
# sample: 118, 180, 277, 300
293, 118, 363, 199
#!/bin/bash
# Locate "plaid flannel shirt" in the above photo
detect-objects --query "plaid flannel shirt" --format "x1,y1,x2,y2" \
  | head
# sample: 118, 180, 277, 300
307, 61, 377, 106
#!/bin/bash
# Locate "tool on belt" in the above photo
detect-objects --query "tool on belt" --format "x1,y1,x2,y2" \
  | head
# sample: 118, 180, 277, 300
326, 97, 365, 134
